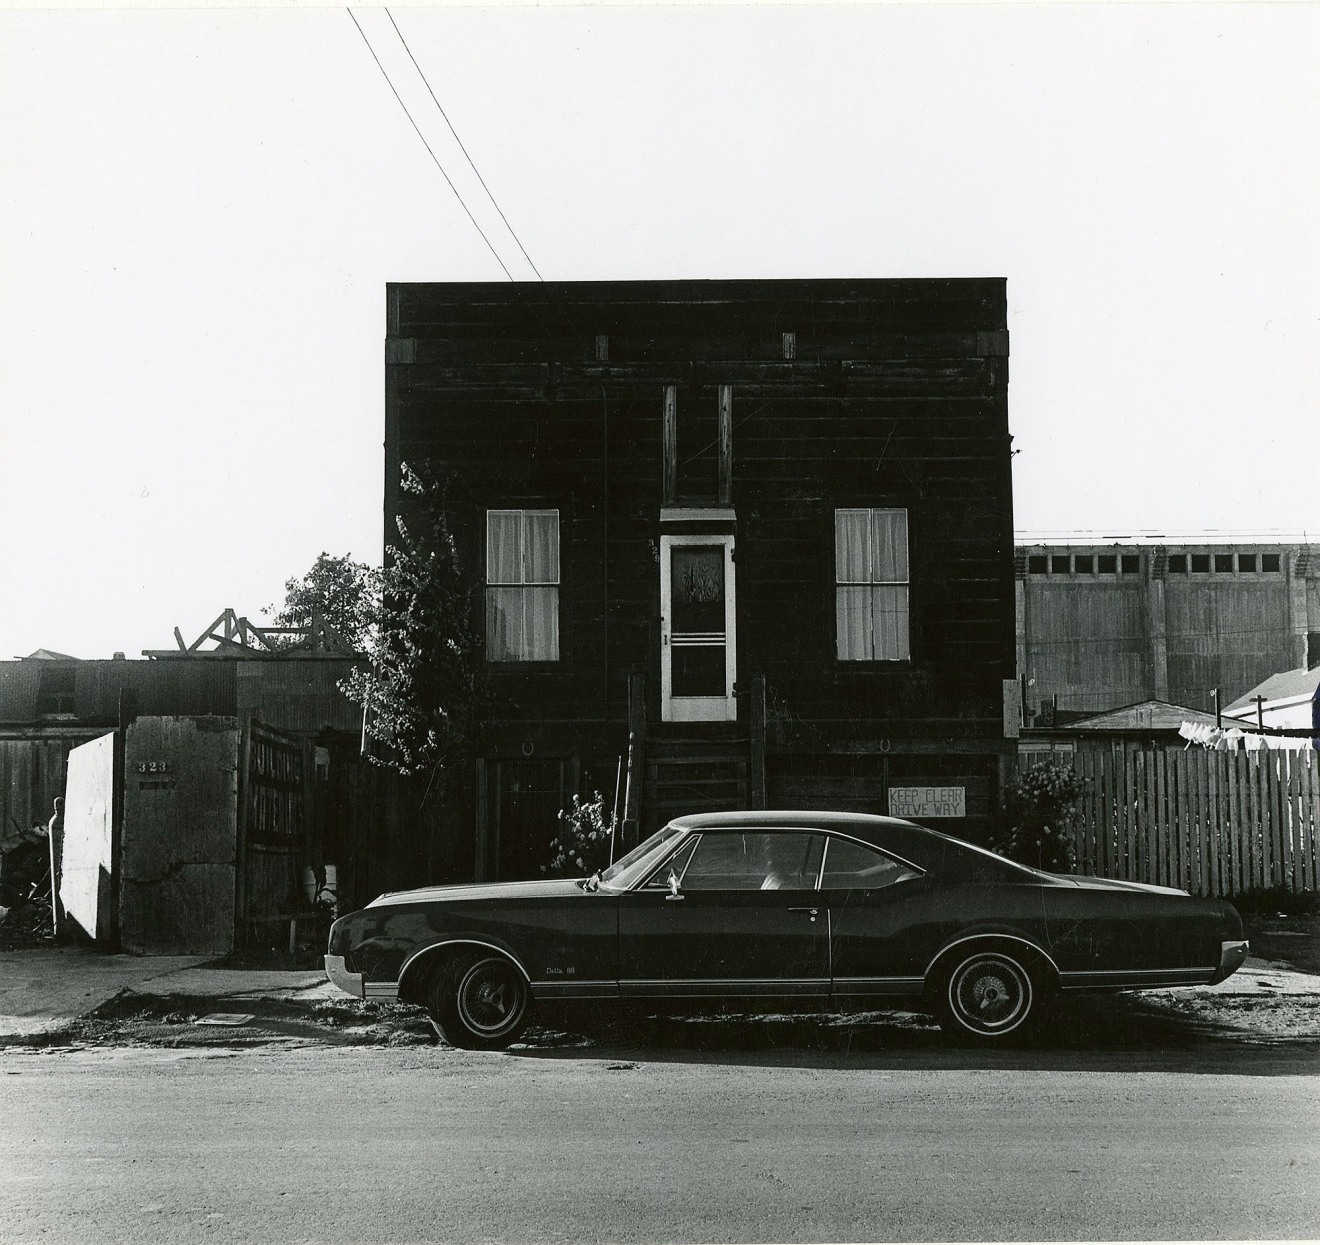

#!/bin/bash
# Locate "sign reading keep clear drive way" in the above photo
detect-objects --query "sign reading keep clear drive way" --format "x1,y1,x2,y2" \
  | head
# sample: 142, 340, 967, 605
888, 786, 966, 819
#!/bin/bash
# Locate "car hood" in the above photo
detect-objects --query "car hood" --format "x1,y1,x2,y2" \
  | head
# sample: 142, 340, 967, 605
366, 877, 586, 909
1055, 875, 1190, 897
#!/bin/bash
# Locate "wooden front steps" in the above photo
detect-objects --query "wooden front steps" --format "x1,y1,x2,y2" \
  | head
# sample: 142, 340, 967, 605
644, 726, 749, 825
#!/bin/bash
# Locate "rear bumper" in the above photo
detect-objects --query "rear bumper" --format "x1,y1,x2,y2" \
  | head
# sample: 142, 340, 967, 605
1208, 939, 1250, 985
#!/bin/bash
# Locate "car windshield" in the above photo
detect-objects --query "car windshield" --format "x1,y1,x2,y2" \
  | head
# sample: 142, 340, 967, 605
597, 823, 687, 891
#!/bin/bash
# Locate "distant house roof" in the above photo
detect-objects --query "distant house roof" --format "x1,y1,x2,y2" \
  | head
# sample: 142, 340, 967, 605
1226, 667, 1320, 714
1065, 699, 1221, 732
20, 649, 80, 661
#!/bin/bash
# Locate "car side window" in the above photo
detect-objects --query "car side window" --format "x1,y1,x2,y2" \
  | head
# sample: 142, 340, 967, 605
820, 837, 920, 889
677, 832, 824, 891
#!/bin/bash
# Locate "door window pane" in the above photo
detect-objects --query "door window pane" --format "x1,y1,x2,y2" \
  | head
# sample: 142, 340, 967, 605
671, 547, 725, 634
679, 832, 823, 891
820, 837, 920, 889
671, 644, 726, 697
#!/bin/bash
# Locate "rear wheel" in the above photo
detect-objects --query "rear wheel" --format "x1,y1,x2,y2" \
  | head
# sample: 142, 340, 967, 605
935, 949, 1037, 1042
428, 955, 530, 1050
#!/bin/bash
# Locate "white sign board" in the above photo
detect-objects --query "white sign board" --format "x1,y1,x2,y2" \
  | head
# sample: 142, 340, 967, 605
888, 786, 966, 819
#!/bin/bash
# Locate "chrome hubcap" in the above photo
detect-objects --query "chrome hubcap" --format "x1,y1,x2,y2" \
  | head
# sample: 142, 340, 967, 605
457, 960, 526, 1036
950, 956, 1031, 1035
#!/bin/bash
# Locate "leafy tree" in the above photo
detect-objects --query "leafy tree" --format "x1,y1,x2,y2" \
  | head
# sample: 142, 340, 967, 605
267, 553, 378, 653
339, 464, 486, 783
992, 759, 1088, 874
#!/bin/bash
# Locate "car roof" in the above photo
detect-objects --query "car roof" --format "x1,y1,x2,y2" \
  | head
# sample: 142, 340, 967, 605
669, 810, 921, 833
666, 809, 1029, 881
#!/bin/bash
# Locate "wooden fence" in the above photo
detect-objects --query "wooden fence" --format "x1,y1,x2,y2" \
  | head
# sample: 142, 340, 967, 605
1037, 746, 1320, 897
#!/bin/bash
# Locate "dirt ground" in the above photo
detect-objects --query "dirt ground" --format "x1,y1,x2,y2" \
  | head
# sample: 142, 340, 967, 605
6, 905, 1316, 1054
12, 979, 1317, 1056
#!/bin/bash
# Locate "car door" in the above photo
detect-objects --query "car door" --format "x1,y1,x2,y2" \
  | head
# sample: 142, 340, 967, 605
821, 834, 933, 999
617, 830, 829, 1000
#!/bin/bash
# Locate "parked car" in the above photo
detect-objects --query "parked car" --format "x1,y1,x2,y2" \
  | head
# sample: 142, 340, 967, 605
325, 810, 1248, 1047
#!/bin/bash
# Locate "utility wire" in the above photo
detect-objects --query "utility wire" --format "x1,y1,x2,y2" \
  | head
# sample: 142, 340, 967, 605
347, 8, 515, 281
385, 8, 544, 281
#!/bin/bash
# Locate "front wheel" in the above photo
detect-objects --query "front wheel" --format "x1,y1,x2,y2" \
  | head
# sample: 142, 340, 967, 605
429, 955, 530, 1050
935, 950, 1037, 1042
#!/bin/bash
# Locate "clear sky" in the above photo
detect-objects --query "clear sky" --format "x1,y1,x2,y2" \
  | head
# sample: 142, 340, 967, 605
2, 2, 1317, 661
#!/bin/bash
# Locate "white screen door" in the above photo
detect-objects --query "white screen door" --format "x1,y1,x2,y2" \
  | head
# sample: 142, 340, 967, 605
660, 534, 736, 722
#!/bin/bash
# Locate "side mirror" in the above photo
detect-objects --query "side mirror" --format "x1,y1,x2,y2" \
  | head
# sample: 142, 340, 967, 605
665, 870, 684, 901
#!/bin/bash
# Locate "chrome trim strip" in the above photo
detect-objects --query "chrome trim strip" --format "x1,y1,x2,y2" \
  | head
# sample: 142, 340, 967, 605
324, 954, 365, 998
923, 933, 1062, 982
1058, 968, 1213, 990
832, 976, 925, 987
530, 981, 619, 999
364, 981, 400, 1000
619, 978, 830, 998
831, 979, 925, 997
397, 938, 533, 992
1060, 966, 1213, 979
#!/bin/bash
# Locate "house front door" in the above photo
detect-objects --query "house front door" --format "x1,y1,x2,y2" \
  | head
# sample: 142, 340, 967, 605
660, 534, 736, 722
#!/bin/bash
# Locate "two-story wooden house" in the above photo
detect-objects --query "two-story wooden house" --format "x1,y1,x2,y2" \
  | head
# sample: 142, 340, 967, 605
385, 279, 1017, 880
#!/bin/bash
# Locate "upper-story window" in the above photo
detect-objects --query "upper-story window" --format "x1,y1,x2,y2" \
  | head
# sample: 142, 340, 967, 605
835, 508, 910, 661
486, 510, 559, 662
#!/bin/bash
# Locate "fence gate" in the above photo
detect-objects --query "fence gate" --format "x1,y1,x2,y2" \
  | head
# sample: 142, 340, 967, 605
59, 732, 118, 942
238, 720, 310, 941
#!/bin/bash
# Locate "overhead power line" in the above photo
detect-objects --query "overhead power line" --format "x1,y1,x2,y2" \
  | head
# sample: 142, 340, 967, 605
385, 8, 543, 281
347, 8, 515, 281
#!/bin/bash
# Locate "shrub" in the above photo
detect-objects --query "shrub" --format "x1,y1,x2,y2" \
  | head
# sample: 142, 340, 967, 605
543, 791, 616, 877
993, 759, 1088, 874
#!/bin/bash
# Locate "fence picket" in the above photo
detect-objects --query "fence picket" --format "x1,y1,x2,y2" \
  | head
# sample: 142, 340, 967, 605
1101, 746, 1116, 879
1143, 750, 1157, 885
1011, 744, 1318, 898
1194, 748, 1208, 895
1117, 746, 1131, 881
1078, 749, 1094, 874
1306, 753, 1319, 891
1177, 755, 1188, 892
1250, 753, 1265, 891
1288, 749, 1298, 897
1262, 752, 1277, 888
1156, 749, 1169, 887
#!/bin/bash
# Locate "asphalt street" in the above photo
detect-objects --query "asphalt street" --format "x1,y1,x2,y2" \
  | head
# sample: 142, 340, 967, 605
2, 1037, 1317, 1244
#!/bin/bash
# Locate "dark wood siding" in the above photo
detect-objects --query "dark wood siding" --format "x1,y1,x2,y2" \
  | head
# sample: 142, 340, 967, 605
388, 279, 1015, 856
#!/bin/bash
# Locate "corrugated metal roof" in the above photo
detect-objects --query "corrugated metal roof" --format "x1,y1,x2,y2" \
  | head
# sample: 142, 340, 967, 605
0, 658, 358, 732
1066, 699, 1221, 731
1226, 666, 1320, 713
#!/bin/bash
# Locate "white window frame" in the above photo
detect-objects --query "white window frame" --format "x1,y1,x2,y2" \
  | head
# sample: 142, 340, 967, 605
485, 509, 560, 663
835, 507, 911, 662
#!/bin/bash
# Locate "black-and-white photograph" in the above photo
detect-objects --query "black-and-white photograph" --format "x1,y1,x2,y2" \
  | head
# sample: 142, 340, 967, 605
1, 3, 1317, 1242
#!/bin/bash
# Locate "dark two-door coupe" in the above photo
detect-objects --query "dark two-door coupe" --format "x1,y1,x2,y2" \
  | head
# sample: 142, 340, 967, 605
325, 810, 1248, 1047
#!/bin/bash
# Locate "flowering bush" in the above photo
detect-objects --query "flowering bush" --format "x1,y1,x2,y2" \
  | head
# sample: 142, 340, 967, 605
543, 791, 616, 877
992, 759, 1088, 874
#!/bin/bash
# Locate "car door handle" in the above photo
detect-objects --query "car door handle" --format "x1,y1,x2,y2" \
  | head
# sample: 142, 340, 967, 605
664, 894, 684, 902
788, 907, 819, 921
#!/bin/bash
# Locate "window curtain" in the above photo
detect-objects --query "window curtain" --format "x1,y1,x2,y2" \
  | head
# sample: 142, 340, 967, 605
486, 510, 559, 661
835, 508, 909, 661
